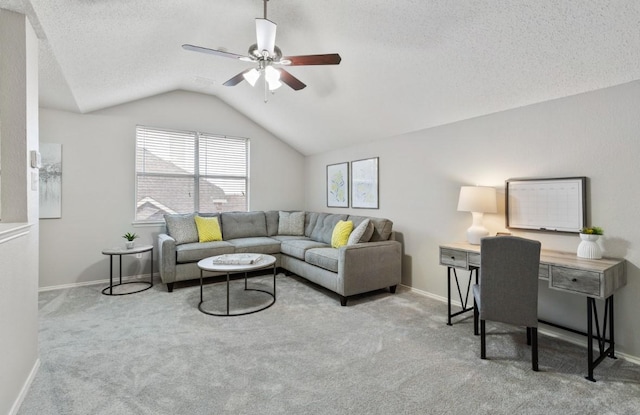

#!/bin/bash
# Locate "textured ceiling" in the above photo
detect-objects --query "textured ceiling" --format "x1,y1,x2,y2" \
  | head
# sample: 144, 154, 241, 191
3, 0, 640, 155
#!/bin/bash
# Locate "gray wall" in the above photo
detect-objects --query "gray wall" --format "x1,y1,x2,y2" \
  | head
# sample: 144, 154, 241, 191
305, 81, 640, 360
38, 90, 305, 288
0, 10, 40, 415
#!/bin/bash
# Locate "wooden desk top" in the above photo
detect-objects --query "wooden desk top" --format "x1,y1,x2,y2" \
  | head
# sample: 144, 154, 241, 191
440, 241, 626, 299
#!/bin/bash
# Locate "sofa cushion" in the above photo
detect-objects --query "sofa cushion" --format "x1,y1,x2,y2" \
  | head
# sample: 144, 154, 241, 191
265, 210, 279, 236
348, 218, 372, 245
331, 220, 353, 248
278, 211, 305, 236
271, 235, 311, 242
226, 237, 281, 254
281, 239, 330, 260
305, 248, 339, 273
368, 217, 394, 241
176, 241, 235, 263
310, 213, 349, 244
304, 211, 320, 237
194, 216, 222, 242
165, 213, 198, 245
220, 211, 267, 240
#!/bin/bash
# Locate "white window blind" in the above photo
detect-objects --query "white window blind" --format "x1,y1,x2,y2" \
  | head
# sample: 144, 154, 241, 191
135, 126, 248, 222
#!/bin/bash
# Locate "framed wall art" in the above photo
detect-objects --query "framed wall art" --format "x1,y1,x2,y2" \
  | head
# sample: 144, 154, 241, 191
39, 143, 63, 219
326, 162, 349, 207
351, 157, 378, 209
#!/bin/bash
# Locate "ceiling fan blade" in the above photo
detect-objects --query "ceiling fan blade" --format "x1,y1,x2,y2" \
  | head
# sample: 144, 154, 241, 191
278, 69, 306, 91
281, 53, 342, 66
223, 70, 252, 87
256, 18, 276, 55
182, 44, 248, 60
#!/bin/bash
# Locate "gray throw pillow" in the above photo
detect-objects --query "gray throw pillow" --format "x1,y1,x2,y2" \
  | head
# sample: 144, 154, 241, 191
348, 218, 372, 245
164, 213, 198, 245
278, 211, 305, 236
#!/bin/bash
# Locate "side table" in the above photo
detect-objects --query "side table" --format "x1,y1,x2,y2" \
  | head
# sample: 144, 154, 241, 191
101, 245, 154, 295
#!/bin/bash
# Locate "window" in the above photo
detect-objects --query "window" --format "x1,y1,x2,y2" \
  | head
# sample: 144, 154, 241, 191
135, 126, 248, 222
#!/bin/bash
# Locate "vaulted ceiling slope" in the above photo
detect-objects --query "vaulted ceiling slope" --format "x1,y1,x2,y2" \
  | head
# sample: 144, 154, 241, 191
3, 1, 640, 155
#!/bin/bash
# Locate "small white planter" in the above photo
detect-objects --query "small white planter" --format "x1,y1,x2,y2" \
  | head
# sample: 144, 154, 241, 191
577, 233, 602, 259
125, 241, 135, 249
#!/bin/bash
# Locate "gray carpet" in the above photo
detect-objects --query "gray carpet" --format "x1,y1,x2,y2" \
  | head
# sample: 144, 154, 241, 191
18, 273, 640, 415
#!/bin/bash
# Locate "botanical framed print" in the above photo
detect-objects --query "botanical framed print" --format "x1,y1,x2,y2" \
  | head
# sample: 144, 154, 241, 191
327, 162, 349, 207
351, 157, 378, 209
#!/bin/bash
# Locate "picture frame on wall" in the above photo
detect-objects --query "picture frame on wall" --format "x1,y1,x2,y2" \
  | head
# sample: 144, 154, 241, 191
326, 162, 349, 208
39, 143, 63, 219
351, 157, 379, 209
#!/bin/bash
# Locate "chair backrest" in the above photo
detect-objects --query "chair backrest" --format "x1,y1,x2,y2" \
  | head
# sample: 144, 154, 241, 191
479, 236, 541, 327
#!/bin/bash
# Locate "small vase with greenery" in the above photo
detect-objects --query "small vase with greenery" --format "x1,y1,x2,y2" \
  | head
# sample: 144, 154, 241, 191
577, 226, 603, 259
123, 232, 138, 249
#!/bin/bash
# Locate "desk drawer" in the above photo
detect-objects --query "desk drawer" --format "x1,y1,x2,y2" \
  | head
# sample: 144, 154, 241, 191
440, 248, 468, 269
538, 264, 549, 280
468, 252, 481, 267
550, 266, 600, 296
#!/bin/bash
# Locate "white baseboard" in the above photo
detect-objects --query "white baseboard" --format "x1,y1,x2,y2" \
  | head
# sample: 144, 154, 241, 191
39, 273, 156, 292
401, 284, 640, 365
9, 358, 40, 415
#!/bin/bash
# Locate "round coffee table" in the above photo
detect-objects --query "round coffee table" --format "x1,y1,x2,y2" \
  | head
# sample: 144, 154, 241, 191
197, 254, 276, 316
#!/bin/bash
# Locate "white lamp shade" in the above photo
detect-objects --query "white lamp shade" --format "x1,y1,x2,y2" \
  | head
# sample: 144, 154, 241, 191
457, 186, 497, 213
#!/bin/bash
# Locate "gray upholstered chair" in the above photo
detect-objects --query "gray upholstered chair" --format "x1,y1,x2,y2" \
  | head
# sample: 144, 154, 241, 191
472, 236, 542, 371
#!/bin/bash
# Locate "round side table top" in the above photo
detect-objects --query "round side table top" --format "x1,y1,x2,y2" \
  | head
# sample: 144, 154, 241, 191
102, 244, 153, 255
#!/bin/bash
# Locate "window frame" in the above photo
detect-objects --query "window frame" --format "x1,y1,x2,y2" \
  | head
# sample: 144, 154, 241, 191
134, 125, 249, 224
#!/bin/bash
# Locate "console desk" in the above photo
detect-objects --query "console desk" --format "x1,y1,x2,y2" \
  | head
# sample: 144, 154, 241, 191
439, 241, 626, 381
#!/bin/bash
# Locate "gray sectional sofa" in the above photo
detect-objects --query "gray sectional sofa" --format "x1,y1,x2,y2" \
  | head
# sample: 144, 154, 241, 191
158, 211, 402, 305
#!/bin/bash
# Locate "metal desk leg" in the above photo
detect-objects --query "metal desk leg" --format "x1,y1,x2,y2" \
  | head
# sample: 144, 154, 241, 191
585, 295, 616, 382
446, 267, 477, 326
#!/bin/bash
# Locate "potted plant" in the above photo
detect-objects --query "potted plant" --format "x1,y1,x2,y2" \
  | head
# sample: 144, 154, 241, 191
123, 232, 138, 249
577, 226, 603, 259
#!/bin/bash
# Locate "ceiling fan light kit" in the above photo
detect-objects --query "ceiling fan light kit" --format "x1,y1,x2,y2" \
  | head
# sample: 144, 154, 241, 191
182, 0, 341, 102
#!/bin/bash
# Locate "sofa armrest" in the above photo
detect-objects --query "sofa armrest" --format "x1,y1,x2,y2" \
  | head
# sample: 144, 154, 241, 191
158, 233, 177, 284
338, 240, 402, 296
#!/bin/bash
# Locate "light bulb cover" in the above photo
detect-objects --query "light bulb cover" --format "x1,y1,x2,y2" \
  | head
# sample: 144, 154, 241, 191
243, 68, 260, 86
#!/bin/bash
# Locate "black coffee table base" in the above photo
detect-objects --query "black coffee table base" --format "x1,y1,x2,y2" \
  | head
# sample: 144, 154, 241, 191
198, 266, 276, 317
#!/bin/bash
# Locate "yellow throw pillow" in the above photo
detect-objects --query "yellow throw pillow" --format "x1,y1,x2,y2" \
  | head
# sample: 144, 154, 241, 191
331, 220, 354, 248
194, 216, 222, 242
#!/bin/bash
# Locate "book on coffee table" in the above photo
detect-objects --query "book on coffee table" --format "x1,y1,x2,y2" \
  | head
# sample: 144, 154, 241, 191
211, 254, 263, 265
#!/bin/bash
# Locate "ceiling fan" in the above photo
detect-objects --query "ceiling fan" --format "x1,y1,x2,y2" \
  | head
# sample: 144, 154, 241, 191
182, 0, 341, 101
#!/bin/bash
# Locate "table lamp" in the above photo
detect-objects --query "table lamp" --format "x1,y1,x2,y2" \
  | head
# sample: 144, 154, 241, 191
457, 186, 497, 244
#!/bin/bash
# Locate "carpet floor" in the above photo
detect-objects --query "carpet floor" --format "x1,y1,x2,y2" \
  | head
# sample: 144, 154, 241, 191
18, 273, 640, 415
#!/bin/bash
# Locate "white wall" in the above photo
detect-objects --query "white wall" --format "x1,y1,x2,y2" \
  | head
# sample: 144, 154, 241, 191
305, 81, 640, 359
39, 90, 305, 288
0, 9, 40, 415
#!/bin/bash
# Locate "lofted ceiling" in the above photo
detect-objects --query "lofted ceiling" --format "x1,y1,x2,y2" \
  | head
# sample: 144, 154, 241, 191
3, 0, 640, 155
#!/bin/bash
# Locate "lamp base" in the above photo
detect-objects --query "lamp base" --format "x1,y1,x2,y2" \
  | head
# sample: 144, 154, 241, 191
466, 212, 489, 245
466, 226, 489, 245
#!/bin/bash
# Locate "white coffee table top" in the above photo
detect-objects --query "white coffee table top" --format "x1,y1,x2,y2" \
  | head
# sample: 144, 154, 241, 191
198, 254, 276, 272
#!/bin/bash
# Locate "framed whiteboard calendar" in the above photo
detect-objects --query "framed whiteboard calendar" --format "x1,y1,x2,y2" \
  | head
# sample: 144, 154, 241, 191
506, 177, 587, 233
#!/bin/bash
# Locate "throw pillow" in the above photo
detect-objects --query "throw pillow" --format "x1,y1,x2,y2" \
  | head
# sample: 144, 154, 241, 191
194, 216, 223, 242
164, 213, 198, 245
347, 218, 371, 245
331, 220, 353, 248
278, 211, 305, 236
